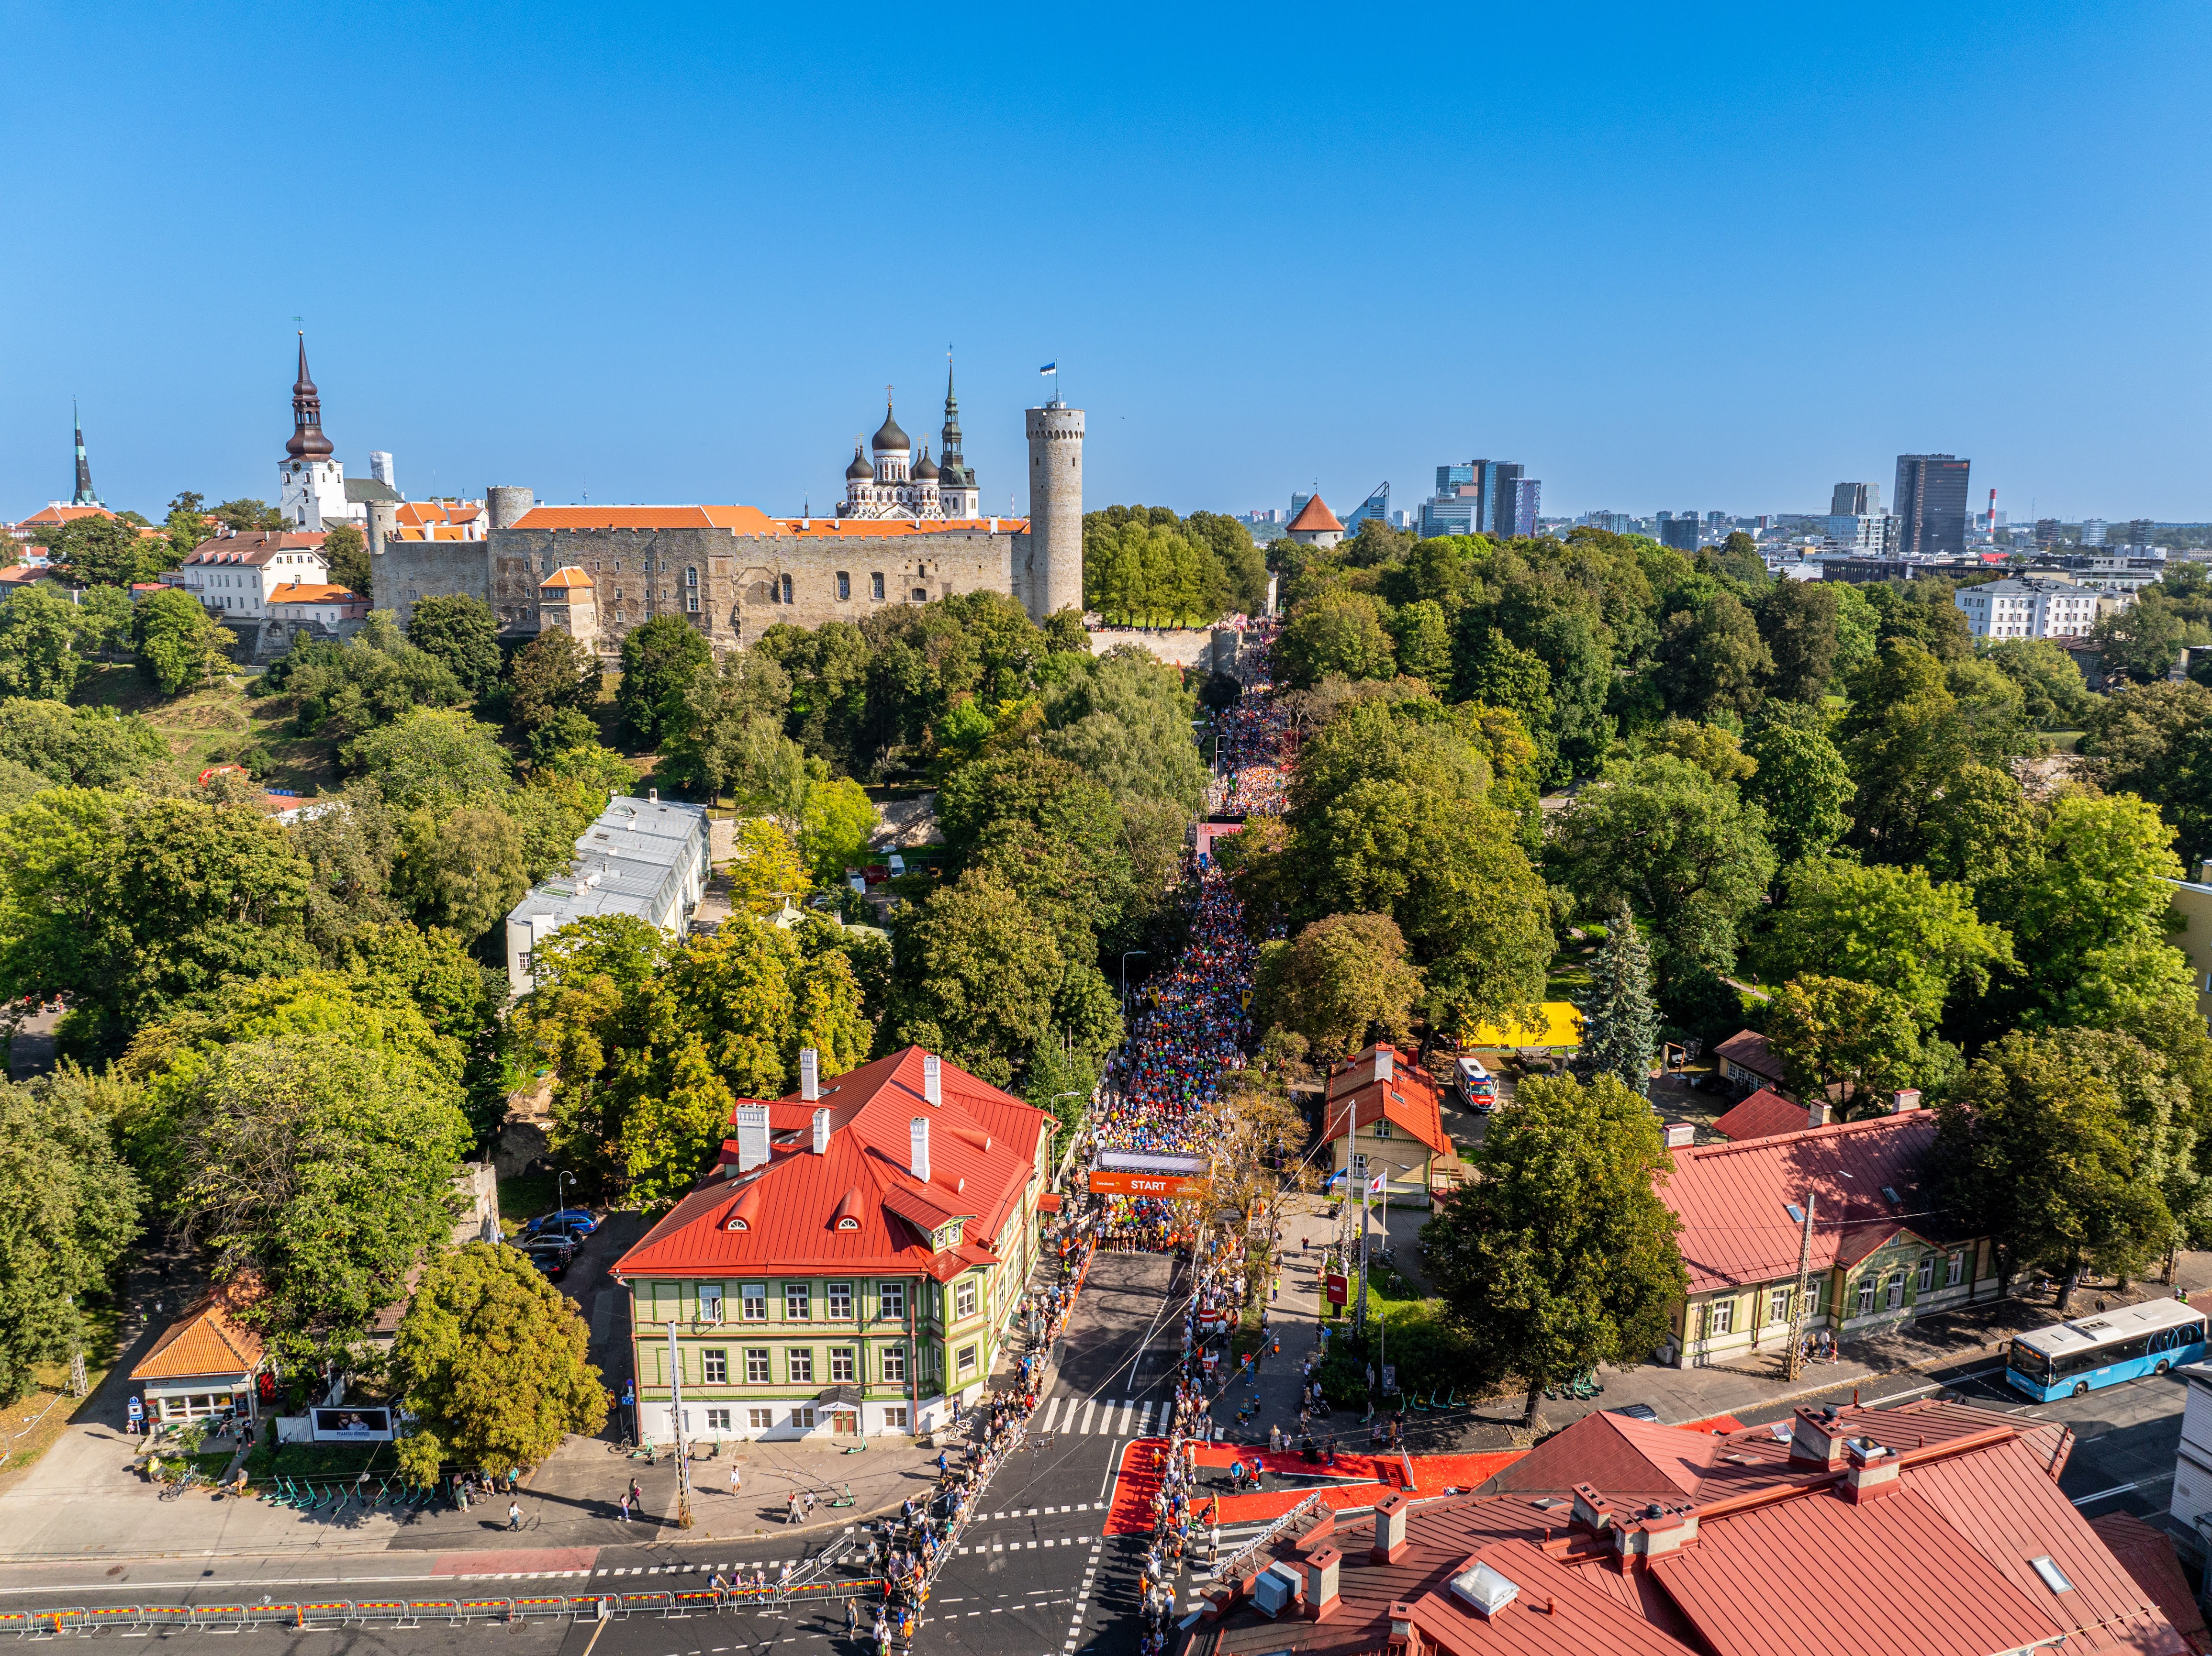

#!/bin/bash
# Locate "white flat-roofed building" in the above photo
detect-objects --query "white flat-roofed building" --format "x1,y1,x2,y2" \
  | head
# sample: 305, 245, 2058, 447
1954, 575, 2115, 641
504, 793, 712, 995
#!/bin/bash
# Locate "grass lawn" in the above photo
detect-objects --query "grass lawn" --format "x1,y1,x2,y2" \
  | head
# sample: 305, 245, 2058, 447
71, 664, 338, 795
498, 1170, 565, 1238
2046, 730, 2084, 753
246, 1438, 393, 1482
0, 1294, 125, 1479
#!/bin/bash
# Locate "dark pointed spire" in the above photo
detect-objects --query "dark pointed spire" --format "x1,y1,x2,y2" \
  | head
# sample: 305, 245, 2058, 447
286, 330, 333, 460
940, 349, 974, 489
70, 399, 101, 507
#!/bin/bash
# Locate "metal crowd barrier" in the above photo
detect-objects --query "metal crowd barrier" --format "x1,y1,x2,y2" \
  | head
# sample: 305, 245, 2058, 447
0, 1580, 887, 1637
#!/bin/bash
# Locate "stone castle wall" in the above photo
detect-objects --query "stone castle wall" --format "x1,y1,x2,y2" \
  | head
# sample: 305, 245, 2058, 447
376, 523, 1029, 655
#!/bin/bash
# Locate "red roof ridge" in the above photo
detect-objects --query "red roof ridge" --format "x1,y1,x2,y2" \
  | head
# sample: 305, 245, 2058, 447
1286, 494, 1343, 532
1682, 1111, 1925, 1160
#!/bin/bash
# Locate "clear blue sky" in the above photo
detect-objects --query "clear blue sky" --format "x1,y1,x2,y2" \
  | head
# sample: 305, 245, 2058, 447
4, 1, 2205, 524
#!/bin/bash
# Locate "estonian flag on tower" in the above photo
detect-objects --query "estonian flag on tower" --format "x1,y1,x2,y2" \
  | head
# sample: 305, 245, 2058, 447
1039, 362, 1057, 375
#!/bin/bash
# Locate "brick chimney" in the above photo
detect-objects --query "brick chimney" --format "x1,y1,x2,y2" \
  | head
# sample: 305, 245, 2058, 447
1371, 1490, 1411, 1564
800, 1046, 819, 1101
1891, 1088, 1922, 1113
1612, 1500, 1699, 1562
812, 1107, 831, 1155
923, 1053, 942, 1106
1569, 1482, 1614, 1533
1787, 1406, 1847, 1470
910, 1117, 931, 1183
1385, 1602, 1419, 1656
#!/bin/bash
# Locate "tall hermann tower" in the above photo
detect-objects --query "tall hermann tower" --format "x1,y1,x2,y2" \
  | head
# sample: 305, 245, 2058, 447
1023, 393, 1083, 624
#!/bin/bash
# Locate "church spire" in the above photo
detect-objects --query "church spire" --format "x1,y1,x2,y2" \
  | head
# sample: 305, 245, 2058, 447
286, 330, 334, 460
939, 349, 974, 491
70, 400, 101, 507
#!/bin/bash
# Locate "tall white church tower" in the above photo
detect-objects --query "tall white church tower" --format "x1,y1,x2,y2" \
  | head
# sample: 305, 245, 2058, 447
277, 333, 348, 530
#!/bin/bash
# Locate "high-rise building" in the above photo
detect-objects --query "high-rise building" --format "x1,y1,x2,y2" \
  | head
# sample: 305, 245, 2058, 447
2034, 518, 2064, 547
2081, 519, 2109, 547
1342, 483, 1390, 534
1500, 477, 1541, 538
1892, 454, 1971, 558
1659, 515, 1700, 552
1830, 481, 1881, 517
2126, 519, 2156, 550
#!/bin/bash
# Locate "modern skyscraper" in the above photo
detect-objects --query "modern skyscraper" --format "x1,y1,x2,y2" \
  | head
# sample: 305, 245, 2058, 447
1341, 483, 1390, 534
1419, 457, 1539, 538
1500, 477, 1541, 538
1659, 515, 1699, 552
1892, 454, 1971, 558
2126, 519, 2156, 550
1830, 481, 1881, 517
2081, 519, 2109, 547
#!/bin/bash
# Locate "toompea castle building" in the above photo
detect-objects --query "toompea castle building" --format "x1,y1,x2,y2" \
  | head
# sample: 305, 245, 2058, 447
609, 1046, 1053, 1443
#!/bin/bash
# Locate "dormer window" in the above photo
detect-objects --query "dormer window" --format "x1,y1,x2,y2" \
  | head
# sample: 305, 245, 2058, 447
837, 1216, 859, 1231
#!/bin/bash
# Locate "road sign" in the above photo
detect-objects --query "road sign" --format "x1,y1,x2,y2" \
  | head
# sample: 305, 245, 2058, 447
1088, 1170, 1208, 1198
1326, 1272, 1348, 1307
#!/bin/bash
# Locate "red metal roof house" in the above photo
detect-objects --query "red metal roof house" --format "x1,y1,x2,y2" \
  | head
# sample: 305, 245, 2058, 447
609, 1045, 1052, 1444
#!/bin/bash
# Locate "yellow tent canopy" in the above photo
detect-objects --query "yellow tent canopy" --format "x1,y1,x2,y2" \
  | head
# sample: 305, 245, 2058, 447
1461, 1002, 1585, 1050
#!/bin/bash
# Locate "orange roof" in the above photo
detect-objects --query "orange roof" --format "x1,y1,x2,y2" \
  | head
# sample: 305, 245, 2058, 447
269, 583, 360, 603
1711, 1087, 1814, 1143
1320, 1042, 1451, 1159
539, 566, 595, 589
132, 1282, 266, 1382
394, 499, 483, 527
771, 517, 1028, 537
13, 504, 113, 528
511, 505, 779, 533
1287, 493, 1343, 532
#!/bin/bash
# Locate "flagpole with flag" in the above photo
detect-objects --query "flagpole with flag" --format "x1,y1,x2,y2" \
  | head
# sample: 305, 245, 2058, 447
1039, 361, 1059, 405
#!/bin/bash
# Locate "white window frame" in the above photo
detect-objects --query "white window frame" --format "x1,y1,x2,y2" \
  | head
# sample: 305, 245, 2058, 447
955, 1279, 978, 1320
701, 1348, 728, 1384
744, 1348, 771, 1383
883, 1345, 906, 1382
1706, 1298, 1734, 1337
788, 1348, 815, 1384
1856, 1278, 1876, 1316
704, 1407, 731, 1432
1916, 1257, 1935, 1295
747, 1407, 774, 1431
1947, 1250, 1965, 1287
698, 1284, 723, 1324
786, 1284, 810, 1321
883, 1405, 909, 1431
830, 1348, 856, 1384
880, 1282, 906, 1321
1886, 1275, 1904, 1311
956, 1343, 978, 1378
1768, 1287, 1792, 1323
741, 1284, 767, 1321
827, 1282, 853, 1320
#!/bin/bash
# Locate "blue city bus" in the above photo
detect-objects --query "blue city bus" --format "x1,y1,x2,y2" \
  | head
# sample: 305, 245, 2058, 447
2005, 1297, 2207, 1401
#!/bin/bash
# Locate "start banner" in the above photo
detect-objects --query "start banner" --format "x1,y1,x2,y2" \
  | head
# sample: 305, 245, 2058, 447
1088, 1170, 1209, 1200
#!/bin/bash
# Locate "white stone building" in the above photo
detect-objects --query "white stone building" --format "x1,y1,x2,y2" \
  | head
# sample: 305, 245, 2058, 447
1954, 575, 2116, 641
176, 531, 332, 620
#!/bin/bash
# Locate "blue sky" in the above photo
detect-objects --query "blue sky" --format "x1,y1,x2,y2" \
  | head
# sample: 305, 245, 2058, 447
4, 1, 2205, 523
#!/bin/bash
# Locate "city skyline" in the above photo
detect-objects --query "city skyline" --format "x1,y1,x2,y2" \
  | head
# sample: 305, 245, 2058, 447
4, 1, 2205, 521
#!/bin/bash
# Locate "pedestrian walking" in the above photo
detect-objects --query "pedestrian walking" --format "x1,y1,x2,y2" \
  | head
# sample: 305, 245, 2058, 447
628, 1476, 642, 1509
506, 1500, 522, 1531
787, 1492, 801, 1523
729, 1463, 742, 1496
617, 1492, 631, 1522
846, 1600, 860, 1642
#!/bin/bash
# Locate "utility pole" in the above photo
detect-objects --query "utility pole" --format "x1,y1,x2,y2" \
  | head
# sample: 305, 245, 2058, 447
1784, 1195, 1817, 1380
667, 1320, 692, 1529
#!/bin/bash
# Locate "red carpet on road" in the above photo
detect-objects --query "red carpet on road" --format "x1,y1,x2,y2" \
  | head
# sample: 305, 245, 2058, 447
1103, 1440, 1528, 1534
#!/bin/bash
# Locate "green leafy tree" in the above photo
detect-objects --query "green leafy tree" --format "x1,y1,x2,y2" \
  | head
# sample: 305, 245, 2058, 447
723, 817, 813, 916
1547, 754, 1776, 977
1841, 639, 2023, 865
321, 523, 371, 601
1082, 515, 1226, 627
937, 748, 1134, 956
0, 1076, 143, 1404
70, 584, 132, 663
1040, 647, 1210, 813
1184, 511, 1269, 614
405, 595, 502, 697
1388, 600, 1454, 687
1575, 907, 1658, 1097
1454, 630, 1558, 779
1275, 591, 1396, 689
342, 708, 512, 809
1654, 590, 1772, 722
212, 500, 284, 533
134, 588, 233, 694
163, 495, 212, 566
796, 774, 878, 886
890, 870, 1062, 1089
659, 649, 804, 808
1759, 859, 2014, 1028
507, 631, 602, 745
1766, 975, 1926, 1120
618, 616, 714, 749
1644, 718, 1754, 783
1251, 912, 1425, 1062
390, 805, 529, 941
1742, 710, 1852, 865
2094, 594, 2190, 684
45, 517, 162, 588
623, 1034, 738, 1208
1983, 638, 2090, 728
1422, 1072, 1687, 1425
1933, 1030, 2175, 1307
150, 1034, 473, 1358
0, 700, 165, 787
1756, 579, 1841, 704
0, 793, 318, 1057
262, 613, 470, 742
391, 1242, 607, 1479
0, 586, 82, 701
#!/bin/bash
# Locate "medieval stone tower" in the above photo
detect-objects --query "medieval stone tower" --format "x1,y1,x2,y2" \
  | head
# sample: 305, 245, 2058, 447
1024, 399, 1084, 622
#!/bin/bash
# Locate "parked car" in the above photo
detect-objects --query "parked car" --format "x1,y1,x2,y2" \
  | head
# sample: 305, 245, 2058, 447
527, 1208, 597, 1237
528, 1232, 581, 1264
526, 1247, 568, 1280
1453, 1055, 1498, 1112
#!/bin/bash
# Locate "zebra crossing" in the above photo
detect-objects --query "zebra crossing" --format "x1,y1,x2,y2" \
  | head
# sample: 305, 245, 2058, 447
1034, 1395, 1159, 1436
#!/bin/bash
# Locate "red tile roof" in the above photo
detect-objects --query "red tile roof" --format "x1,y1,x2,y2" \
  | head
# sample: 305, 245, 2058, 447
771, 517, 1028, 537
132, 1280, 266, 1382
504, 505, 1030, 539
538, 567, 595, 589
1287, 494, 1343, 533
1321, 1044, 1450, 1159
184, 531, 326, 566
1711, 1087, 1814, 1142
12, 504, 113, 528
611, 1047, 1050, 1282
268, 583, 361, 604
1660, 1111, 1949, 1294
1183, 1397, 2186, 1656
